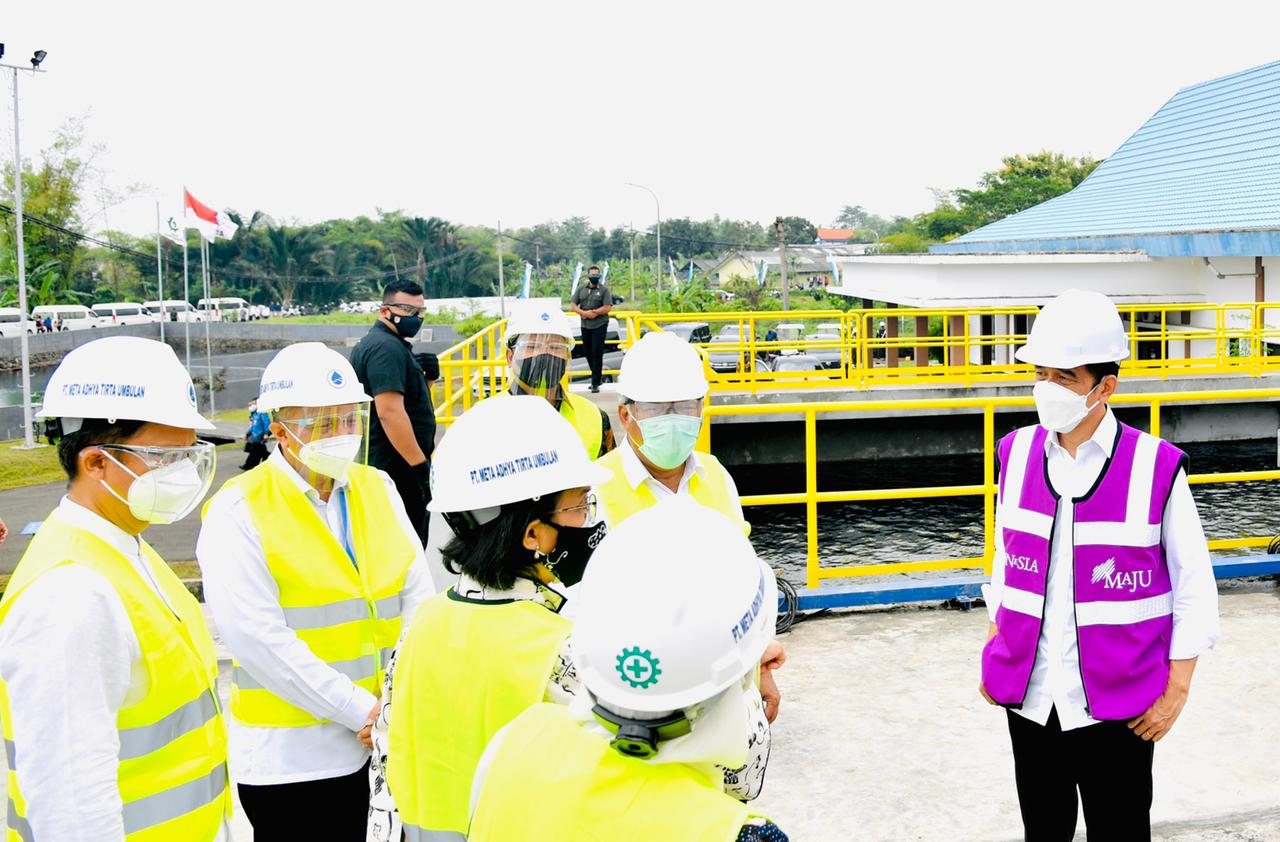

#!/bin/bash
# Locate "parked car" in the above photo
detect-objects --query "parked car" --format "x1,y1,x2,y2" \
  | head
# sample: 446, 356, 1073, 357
804, 333, 845, 369
658, 322, 713, 345
144, 300, 205, 322
31, 304, 101, 331
92, 302, 152, 326
707, 334, 764, 374
0, 307, 30, 337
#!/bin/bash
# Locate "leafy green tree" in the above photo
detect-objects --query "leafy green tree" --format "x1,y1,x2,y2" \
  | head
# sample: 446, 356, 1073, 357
952, 151, 1099, 231
775, 215, 817, 244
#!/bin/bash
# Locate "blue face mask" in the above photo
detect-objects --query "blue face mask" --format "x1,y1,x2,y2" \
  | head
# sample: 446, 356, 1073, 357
633, 414, 702, 470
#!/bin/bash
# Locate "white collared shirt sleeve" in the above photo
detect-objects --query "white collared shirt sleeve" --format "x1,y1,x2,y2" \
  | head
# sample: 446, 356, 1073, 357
1162, 469, 1221, 659
376, 470, 435, 623
0, 566, 136, 841
198, 489, 377, 733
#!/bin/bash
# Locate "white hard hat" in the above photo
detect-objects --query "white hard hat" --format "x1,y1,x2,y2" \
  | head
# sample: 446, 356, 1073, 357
38, 336, 214, 432
1016, 289, 1131, 369
428, 395, 610, 513
617, 331, 708, 403
506, 300, 575, 342
572, 498, 776, 714
256, 342, 371, 412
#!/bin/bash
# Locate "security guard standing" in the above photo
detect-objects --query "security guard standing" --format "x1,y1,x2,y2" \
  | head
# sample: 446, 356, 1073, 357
981, 289, 1220, 840
595, 330, 746, 533
469, 500, 788, 841
198, 342, 433, 838
0, 336, 231, 840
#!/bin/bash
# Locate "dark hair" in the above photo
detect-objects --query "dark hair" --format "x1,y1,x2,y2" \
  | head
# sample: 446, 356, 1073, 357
1084, 361, 1120, 386
57, 418, 149, 480
441, 495, 557, 590
588, 265, 601, 273
382, 279, 424, 303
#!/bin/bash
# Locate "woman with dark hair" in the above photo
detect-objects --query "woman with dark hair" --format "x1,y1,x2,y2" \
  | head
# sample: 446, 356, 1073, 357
372, 396, 610, 842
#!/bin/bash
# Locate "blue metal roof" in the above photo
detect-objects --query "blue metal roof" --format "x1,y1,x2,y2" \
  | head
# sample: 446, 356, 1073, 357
933, 60, 1280, 256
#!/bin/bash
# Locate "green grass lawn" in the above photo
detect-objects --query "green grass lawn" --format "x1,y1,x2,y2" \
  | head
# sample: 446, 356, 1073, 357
0, 440, 65, 491
261, 313, 375, 325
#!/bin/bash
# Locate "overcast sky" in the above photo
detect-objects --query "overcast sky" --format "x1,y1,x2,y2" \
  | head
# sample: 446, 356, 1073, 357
4, 1, 1279, 238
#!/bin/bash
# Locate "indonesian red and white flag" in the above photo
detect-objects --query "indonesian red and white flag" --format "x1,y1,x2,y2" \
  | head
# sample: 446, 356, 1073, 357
184, 189, 239, 241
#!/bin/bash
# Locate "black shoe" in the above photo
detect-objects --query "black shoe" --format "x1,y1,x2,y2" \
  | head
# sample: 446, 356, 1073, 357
590, 386, 600, 393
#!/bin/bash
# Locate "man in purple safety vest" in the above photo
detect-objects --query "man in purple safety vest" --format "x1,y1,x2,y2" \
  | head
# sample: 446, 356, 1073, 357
979, 289, 1220, 841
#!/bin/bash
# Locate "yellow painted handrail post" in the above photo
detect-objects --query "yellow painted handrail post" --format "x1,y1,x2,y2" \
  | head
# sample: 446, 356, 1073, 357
1149, 399, 1161, 439
1160, 310, 1168, 381
983, 403, 996, 576
805, 410, 819, 590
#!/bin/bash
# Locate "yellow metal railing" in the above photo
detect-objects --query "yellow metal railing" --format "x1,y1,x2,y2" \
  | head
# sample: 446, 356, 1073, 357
702, 387, 1280, 590
434, 301, 1280, 425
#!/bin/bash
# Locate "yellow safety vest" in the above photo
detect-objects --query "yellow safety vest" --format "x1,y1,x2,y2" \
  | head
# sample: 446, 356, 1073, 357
469, 703, 762, 842
594, 446, 750, 535
204, 460, 416, 727
0, 513, 231, 842
387, 590, 571, 840
559, 392, 603, 458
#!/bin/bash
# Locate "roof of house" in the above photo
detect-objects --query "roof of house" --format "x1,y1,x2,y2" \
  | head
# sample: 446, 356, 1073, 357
816, 228, 856, 242
933, 59, 1280, 257
709, 244, 870, 275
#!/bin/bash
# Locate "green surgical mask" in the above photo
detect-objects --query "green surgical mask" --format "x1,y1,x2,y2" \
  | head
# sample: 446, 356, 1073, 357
633, 414, 702, 470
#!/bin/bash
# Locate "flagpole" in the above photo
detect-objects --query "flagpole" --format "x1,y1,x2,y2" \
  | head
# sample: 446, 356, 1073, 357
182, 232, 191, 370
154, 202, 166, 343
200, 237, 216, 415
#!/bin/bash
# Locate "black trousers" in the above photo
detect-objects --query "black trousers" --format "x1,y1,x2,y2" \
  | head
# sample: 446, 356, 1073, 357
241, 441, 269, 470
1007, 708, 1154, 841
387, 460, 430, 545
238, 760, 370, 839
580, 324, 607, 388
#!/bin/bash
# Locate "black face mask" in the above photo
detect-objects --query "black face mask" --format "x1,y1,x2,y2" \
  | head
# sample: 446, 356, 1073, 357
515, 354, 567, 401
588, 277, 600, 286
543, 520, 607, 587
391, 313, 423, 339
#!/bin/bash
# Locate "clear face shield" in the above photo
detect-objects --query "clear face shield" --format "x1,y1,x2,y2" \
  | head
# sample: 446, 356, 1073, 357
277, 404, 370, 482
509, 333, 572, 404
99, 441, 218, 525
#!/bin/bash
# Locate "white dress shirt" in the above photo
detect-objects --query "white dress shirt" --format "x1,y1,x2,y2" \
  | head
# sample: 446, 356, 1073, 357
986, 409, 1221, 730
0, 498, 230, 842
197, 449, 433, 785
609, 438, 744, 523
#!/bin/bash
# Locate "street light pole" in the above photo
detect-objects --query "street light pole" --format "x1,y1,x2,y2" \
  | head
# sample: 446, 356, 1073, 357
5, 56, 48, 449
626, 183, 661, 312
775, 217, 789, 312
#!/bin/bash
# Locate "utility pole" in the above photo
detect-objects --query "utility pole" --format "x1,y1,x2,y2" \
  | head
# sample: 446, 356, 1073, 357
775, 217, 789, 311
496, 220, 506, 318
628, 225, 635, 302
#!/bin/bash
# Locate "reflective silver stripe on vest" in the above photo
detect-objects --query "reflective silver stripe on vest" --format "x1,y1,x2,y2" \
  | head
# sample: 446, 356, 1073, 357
402, 824, 466, 842
235, 654, 378, 692
121, 762, 227, 836
281, 597, 369, 630
373, 593, 402, 620
118, 693, 218, 761
7, 798, 33, 842
4, 737, 15, 770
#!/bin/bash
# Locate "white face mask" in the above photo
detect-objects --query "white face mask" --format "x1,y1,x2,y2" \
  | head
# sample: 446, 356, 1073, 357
101, 454, 210, 525
1033, 379, 1102, 434
284, 425, 363, 481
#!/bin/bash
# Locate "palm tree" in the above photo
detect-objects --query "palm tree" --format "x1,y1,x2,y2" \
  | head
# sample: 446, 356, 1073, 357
401, 216, 456, 297
263, 225, 319, 306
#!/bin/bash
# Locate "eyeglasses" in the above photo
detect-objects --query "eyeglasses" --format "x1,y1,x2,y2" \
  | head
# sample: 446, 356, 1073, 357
287, 409, 367, 437
99, 441, 216, 469
550, 492, 598, 525
628, 399, 703, 420
386, 303, 427, 317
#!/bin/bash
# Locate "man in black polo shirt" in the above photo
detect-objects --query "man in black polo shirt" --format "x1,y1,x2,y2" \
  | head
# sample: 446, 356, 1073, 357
350, 279, 435, 543
570, 265, 613, 393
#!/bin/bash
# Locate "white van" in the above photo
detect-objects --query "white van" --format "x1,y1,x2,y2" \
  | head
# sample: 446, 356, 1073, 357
198, 297, 250, 322
30, 304, 102, 331
0, 307, 31, 338
92, 302, 152, 326
144, 300, 204, 323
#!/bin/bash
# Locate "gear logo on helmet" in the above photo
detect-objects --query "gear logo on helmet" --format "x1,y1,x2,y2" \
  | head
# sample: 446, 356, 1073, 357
327, 369, 345, 388
616, 647, 662, 689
